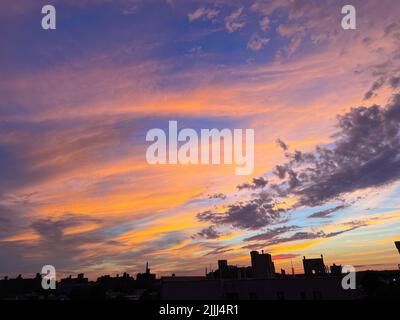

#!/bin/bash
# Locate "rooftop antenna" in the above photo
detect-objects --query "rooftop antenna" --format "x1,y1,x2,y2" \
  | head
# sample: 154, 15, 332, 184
291, 260, 295, 276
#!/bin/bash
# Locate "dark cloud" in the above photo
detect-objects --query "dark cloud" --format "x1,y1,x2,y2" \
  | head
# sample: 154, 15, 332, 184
198, 93, 400, 231
31, 215, 102, 243
267, 225, 364, 246
324, 225, 363, 238
196, 226, 221, 239
308, 204, 348, 218
0, 214, 106, 275
276, 138, 289, 151
362, 19, 400, 100
244, 226, 299, 241
241, 242, 267, 250
267, 231, 324, 245
0, 214, 190, 276
204, 246, 233, 256
241, 222, 366, 249
281, 93, 400, 207
360, 21, 400, 99
343, 220, 370, 227
362, 37, 372, 47
389, 76, 400, 89
364, 78, 385, 100
208, 193, 227, 200
237, 177, 268, 190
197, 192, 287, 230
384, 22, 400, 39
28, 215, 105, 267
273, 164, 288, 179
364, 72, 400, 99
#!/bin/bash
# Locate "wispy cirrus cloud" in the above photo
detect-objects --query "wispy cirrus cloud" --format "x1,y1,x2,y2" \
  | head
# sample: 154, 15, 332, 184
244, 226, 300, 242
224, 7, 246, 33
247, 33, 269, 51
188, 7, 219, 22
308, 204, 349, 219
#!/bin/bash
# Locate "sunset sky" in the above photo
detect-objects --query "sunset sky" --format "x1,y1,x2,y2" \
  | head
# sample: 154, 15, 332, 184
1, 0, 400, 279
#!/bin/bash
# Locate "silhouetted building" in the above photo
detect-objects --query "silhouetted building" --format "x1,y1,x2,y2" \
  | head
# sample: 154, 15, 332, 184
207, 251, 275, 279
162, 276, 206, 282
97, 272, 135, 292
251, 250, 275, 279
58, 273, 90, 297
303, 255, 326, 276
162, 277, 356, 300
136, 262, 156, 288
207, 260, 252, 279
330, 264, 342, 276
395, 241, 400, 254
0, 274, 42, 298
218, 260, 228, 270
162, 252, 359, 300
60, 273, 88, 284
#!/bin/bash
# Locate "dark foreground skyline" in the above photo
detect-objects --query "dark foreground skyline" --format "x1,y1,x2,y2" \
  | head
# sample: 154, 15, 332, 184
1, 246, 399, 300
